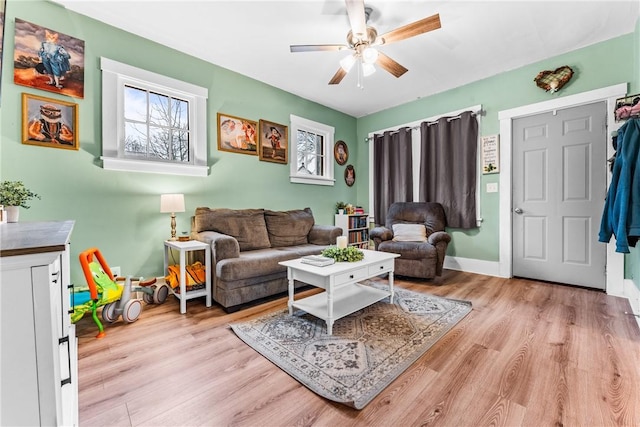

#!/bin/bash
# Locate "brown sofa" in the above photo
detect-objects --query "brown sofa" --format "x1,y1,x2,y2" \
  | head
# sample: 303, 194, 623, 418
191, 207, 342, 311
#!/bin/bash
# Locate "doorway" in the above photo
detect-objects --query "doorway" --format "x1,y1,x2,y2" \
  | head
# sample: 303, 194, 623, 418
511, 102, 606, 289
498, 83, 627, 294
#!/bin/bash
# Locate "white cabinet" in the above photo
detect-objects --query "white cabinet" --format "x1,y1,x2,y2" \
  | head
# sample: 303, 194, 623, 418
0, 221, 78, 426
334, 213, 370, 249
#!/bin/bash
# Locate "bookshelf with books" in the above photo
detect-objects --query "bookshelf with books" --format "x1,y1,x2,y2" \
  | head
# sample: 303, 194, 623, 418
335, 212, 370, 249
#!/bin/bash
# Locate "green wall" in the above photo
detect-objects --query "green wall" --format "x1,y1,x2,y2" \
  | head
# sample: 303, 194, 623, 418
0, 0, 357, 283
357, 33, 637, 262
2, 0, 638, 288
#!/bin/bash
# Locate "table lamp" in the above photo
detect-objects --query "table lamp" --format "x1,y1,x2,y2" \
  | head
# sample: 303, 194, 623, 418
160, 194, 185, 241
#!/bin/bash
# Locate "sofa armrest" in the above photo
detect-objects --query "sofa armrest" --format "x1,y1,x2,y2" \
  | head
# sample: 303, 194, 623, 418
370, 226, 393, 250
427, 231, 451, 246
308, 225, 342, 245
193, 231, 240, 261
428, 231, 451, 276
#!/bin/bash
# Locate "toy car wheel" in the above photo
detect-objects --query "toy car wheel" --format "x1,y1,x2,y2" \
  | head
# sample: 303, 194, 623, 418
122, 299, 142, 323
154, 284, 170, 304
143, 288, 155, 304
102, 302, 117, 323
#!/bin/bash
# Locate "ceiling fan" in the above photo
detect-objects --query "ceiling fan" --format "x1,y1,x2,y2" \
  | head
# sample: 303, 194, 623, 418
290, 0, 441, 86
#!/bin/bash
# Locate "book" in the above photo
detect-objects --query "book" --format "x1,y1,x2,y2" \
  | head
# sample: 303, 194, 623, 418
300, 255, 335, 267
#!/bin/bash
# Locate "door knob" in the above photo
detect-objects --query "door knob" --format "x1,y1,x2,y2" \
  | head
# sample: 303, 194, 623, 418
514, 208, 523, 214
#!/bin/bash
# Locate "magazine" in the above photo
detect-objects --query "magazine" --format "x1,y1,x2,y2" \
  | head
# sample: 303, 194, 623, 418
300, 255, 335, 267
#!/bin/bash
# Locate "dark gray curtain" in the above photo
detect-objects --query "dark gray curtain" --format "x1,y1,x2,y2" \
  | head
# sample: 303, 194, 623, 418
373, 127, 413, 226
419, 111, 478, 229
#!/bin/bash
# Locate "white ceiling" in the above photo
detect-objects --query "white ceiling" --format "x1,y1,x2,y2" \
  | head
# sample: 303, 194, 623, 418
50, 0, 639, 118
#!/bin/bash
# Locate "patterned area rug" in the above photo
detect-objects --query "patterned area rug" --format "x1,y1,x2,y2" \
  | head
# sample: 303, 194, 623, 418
230, 281, 472, 409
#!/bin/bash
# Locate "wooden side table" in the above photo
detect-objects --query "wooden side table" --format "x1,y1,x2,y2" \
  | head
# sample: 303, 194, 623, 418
163, 240, 212, 314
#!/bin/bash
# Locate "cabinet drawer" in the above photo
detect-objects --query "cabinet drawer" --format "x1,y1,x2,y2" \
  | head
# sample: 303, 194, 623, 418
368, 259, 394, 276
334, 267, 368, 286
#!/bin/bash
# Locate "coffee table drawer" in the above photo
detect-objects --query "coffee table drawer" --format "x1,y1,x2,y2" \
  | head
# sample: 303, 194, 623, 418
368, 259, 394, 276
334, 267, 368, 286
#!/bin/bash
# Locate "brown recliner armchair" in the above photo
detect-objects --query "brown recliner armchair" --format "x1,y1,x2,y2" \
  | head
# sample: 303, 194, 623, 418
370, 202, 451, 279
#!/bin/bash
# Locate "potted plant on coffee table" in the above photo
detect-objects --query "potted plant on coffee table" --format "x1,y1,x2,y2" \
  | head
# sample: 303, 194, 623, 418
0, 180, 40, 223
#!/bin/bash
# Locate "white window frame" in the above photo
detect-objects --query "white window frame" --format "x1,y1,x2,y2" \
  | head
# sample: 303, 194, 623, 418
289, 114, 335, 186
100, 57, 209, 176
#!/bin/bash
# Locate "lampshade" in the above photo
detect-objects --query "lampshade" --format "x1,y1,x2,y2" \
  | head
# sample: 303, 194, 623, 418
362, 62, 376, 77
362, 47, 378, 64
160, 194, 185, 213
339, 54, 356, 72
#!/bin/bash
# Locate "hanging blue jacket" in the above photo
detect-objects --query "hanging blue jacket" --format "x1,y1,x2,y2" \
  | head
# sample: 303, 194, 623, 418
599, 118, 640, 253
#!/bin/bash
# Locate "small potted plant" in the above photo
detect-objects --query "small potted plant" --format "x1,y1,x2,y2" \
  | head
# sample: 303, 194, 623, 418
0, 180, 40, 222
335, 201, 347, 214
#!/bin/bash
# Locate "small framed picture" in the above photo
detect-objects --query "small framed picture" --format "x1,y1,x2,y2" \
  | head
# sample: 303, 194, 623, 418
217, 113, 258, 155
22, 92, 78, 150
481, 134, 499, 174
259, 119, 288, 164
345, 164, 355, 186
614, 93, 640, 122
334, 140, 348, 165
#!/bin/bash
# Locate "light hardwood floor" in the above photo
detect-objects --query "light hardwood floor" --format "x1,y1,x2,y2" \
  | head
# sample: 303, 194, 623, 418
76, 270, 640, 426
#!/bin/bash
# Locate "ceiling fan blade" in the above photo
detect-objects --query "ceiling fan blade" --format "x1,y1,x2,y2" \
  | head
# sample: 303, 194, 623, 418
329, 68, 348, 85
376, 52, 408, 78
290, 44, 347, 53
379, 13, 441, 45
345, 0, 367, 39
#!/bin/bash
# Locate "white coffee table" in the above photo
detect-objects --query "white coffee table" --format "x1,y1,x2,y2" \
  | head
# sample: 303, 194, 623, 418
279, 249, 399, 335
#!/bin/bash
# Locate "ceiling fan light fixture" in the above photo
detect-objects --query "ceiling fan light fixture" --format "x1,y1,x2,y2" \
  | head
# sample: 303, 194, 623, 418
362, 62, 376, 77
340, 54, 356, 72
362, 47, 379, 64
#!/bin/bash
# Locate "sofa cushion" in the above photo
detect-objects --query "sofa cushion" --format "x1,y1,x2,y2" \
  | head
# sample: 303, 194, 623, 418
193, 207, 271, 251
217, 248, 296, 281
392, 223, 427, 242
378, 241, 437, 260
264, 207, 315, 247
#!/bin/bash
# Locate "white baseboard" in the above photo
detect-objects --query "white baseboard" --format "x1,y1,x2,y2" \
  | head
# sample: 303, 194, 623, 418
443, 256, 504, 277
622, 279, 640, 328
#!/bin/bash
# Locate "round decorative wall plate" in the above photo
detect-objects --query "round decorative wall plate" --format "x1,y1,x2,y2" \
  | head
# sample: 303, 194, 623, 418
344, 164, 355, 186
334, 140, 349, 165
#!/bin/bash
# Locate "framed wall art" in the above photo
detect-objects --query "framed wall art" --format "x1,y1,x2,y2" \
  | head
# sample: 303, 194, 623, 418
481, 134, 499, 174
14, 19, 85, 99
345, 164, 355, 186
614, 93, 640, 122
334, 140, 348, 165
217, 113, 258, 155
259, 119, 288, 164
0, 0, 6, 105
22, 92, 79, 150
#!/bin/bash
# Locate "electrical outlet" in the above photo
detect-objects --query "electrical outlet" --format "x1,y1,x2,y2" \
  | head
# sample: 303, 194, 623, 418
111, 266, 121, 277
486, 182, 498, 193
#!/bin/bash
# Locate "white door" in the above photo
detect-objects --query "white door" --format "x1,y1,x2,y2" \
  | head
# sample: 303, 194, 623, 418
512, 102, 607, 289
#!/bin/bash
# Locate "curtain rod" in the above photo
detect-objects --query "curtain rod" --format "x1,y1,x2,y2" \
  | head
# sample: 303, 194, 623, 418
364, 109, 482, 143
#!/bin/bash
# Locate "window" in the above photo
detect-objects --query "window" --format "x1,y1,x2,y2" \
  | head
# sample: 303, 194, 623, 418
100, 57, 208, 176
289, 114, 335, 185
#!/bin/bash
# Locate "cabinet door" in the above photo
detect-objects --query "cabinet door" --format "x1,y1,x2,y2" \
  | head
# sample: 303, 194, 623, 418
0, 266, 40, 426
32, 261, 64, 425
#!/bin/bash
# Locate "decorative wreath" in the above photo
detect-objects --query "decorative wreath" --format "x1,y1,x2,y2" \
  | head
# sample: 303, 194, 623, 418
534, 66, 574, 93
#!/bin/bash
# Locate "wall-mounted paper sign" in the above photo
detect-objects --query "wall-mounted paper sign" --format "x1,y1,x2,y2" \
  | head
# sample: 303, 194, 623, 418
481, 135, 499, 174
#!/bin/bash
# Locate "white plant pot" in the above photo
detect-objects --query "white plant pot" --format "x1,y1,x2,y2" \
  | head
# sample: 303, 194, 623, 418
5, 206, 19, 223
338, 209, 344, 215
